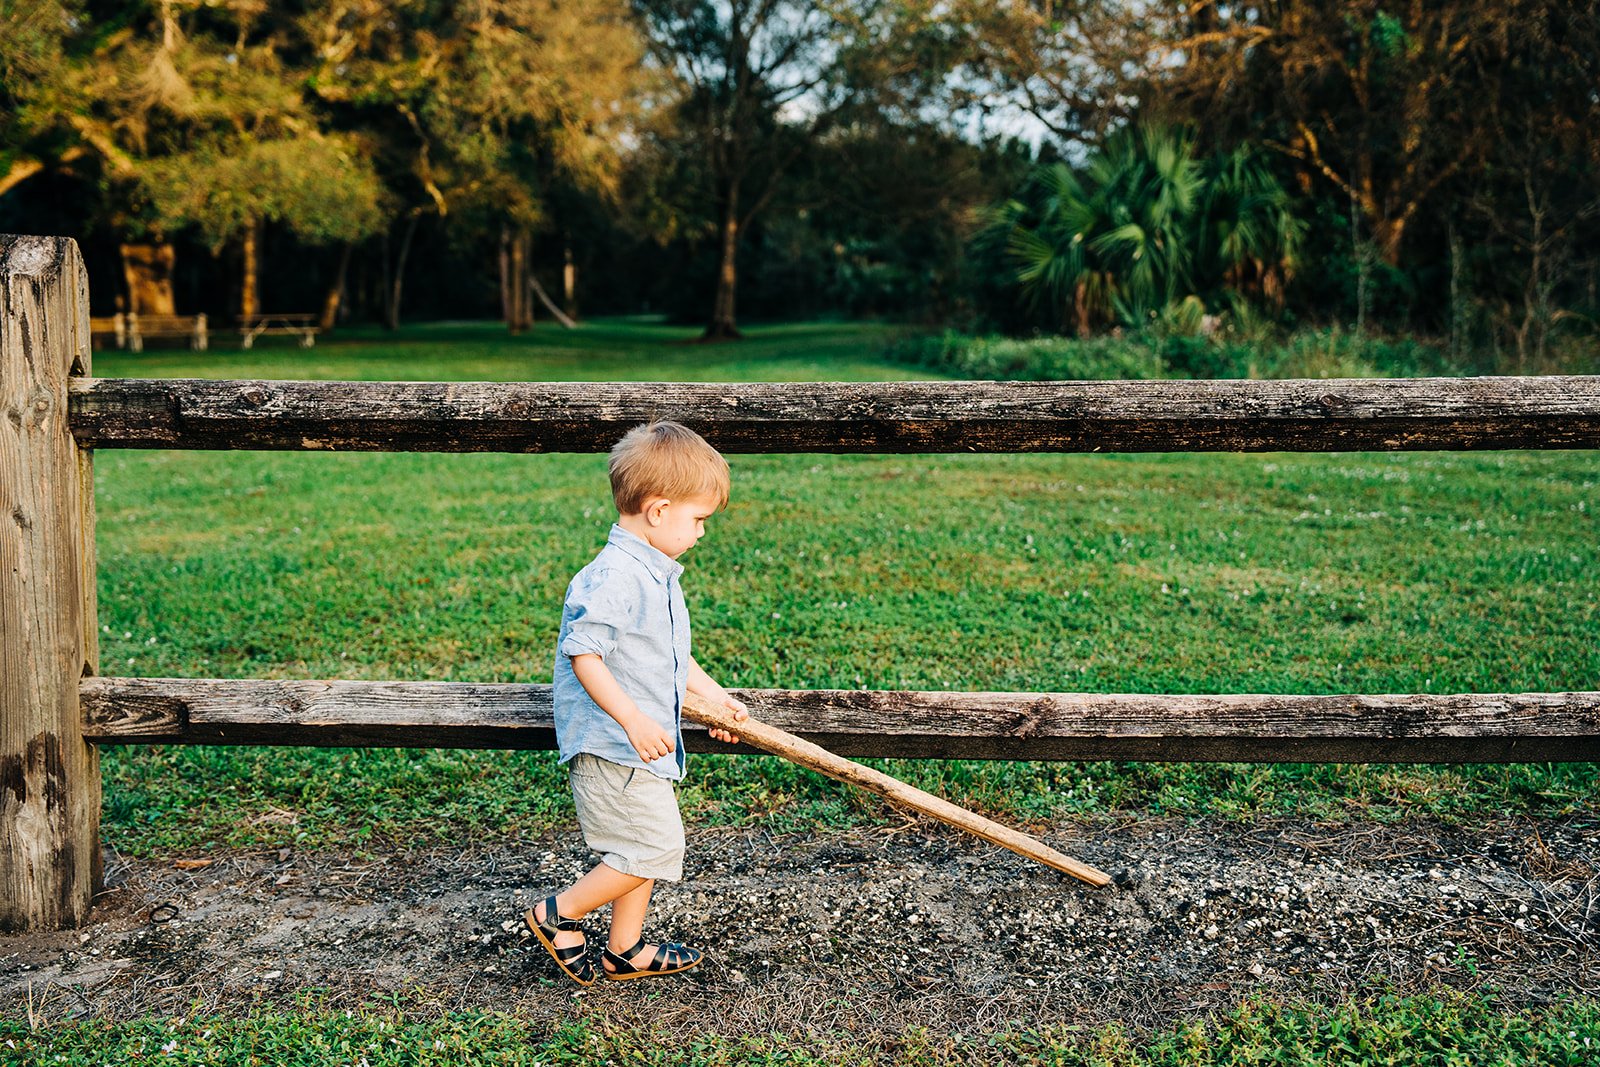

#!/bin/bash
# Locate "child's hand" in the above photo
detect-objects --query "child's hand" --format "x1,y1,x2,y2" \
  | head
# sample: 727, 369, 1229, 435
708, 696, 749, 745
624, 715, 676, 763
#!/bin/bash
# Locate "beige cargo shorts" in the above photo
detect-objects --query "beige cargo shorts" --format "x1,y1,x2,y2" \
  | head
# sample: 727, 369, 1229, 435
566, 752, 686, 881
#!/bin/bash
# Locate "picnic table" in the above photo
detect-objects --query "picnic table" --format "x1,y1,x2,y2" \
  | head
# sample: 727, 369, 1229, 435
239, 313, 321, 349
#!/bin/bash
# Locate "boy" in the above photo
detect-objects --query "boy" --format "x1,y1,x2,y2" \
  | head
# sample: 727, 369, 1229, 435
526, 420, 748, 984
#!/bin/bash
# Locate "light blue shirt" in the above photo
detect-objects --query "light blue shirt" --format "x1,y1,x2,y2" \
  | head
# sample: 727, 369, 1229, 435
553, 524, 691, 780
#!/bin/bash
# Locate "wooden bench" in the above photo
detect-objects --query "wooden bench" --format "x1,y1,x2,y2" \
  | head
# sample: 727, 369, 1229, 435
89, 314, 128, 350
127, 312, 208, 352
239, 313, 321, 349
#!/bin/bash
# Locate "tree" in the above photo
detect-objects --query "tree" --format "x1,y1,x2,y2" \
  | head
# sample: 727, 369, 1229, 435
993, 125, 1301, 335
1162, 1, 1495, 268
303, 0, 649, 331
0, 1, 388, 317
634, 0, 869, 340
0, 1, 78, 200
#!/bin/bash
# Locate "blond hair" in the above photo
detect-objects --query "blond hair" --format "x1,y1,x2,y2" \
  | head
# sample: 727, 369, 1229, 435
608, 420, 730, 515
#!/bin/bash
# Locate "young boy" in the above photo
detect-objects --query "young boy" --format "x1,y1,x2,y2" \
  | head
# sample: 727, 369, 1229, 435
526, 420, 748, 984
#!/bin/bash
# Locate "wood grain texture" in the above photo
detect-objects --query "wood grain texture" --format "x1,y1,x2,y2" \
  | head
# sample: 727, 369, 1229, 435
681, 692, 1110, 886
79, 677, 1600, 763
1, 235, 100, 931
67, 376, 1600, 453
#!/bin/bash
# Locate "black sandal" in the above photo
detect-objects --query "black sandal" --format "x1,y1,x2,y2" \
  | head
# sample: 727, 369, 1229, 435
524, 896, 595, 986
601, 936, 703, 981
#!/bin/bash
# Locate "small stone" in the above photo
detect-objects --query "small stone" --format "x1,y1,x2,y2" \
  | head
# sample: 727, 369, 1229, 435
263, 970, 282, 980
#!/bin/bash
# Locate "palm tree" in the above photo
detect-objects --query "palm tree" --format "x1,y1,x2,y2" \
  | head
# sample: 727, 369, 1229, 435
991, 124, 1302, 335
1197, 144, 1306, 311
1083, 125, 1204, 324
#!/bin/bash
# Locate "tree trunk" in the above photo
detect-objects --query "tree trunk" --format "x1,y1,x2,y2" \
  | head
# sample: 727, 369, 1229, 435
1351, 194, 1370, 334
1074, 278, 1093, 338
240, 221, 260, 321
530, 274, 578, 329
703, 179, 743, 341
498, 226, 514, 332
119, 241, 176, 315
503, 227, 534, 334
385, 216, 418, 331
320, 242, 354, 331
1448, 221, 1465, 364
563, 238, 578, 322
1372, 214, 1407, 268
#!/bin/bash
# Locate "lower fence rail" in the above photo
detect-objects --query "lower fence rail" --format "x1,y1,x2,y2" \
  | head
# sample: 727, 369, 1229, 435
80, 676, 1600, 763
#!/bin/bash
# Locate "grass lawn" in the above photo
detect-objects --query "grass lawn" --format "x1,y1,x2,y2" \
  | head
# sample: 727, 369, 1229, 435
86, 318, 1600, 855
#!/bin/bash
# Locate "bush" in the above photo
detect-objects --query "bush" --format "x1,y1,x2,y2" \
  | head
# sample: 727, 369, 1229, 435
888, 329, 1172, 381
886, 326, 1465, 381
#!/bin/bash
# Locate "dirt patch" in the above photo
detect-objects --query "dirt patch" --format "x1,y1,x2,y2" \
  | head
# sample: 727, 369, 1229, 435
3, 814, 1596, 1034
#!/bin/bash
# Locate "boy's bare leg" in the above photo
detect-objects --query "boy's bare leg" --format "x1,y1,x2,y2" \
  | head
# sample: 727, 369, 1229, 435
539, 862, 645, 952
607, 877, 654, 961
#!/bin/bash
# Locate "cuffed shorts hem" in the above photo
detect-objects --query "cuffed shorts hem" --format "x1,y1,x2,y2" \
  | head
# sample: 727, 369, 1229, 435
598, 851, 685, 882
568, 752, 686, 883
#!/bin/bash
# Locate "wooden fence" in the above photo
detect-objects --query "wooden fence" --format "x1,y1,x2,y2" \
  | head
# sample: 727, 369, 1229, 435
5, 233, 1599, 931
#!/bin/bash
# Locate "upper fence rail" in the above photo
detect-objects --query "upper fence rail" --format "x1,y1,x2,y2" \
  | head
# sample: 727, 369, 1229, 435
69, 376, 1600, 453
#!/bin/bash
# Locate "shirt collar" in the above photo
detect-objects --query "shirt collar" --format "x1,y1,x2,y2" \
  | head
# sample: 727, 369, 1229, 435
607, 523, 684, 584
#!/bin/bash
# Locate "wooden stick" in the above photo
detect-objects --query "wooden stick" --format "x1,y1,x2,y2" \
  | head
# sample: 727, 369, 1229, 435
681, 692, 1111, 888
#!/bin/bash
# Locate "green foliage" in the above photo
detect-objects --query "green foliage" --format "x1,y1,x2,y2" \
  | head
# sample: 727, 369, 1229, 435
885, 326, 1458, 383
7, 989, 1599, 1063
989, 126, 1302, 333
886, 328, 1172, 381
87, 321, 1598, 856
144, 137, 385, 247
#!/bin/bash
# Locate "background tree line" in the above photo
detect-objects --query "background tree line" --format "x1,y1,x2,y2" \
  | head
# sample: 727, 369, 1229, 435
2, 0, 1595, 366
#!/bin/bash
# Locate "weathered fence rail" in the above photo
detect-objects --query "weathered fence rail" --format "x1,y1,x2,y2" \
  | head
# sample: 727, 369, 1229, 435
6, 231, 1600, 930
81, 678, 1600, 763
69, 375, 1600, 452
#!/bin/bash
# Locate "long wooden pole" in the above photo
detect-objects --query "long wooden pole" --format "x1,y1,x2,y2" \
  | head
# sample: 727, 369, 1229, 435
681, 692, 1111, 888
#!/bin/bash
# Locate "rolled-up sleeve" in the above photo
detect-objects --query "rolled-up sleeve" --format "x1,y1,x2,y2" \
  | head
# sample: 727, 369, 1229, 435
558, 568, 638, 660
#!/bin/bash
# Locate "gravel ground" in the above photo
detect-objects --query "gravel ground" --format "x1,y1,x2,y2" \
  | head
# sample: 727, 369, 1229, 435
3, 814, 1596, 1035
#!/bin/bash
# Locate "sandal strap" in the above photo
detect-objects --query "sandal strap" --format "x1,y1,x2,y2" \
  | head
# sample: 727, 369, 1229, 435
603, 937, 652, 974
605, 938, 700, 974
607, 936, 648, 966
543, 896, 582, 932
664, 942, 699, 968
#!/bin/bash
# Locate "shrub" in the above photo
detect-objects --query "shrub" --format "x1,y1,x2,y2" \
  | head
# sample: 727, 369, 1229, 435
887, 326, 1464, 381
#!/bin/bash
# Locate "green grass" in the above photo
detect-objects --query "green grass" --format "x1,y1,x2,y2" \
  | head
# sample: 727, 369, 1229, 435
90, 319, 1600, 855
8, 989, 1598, 1064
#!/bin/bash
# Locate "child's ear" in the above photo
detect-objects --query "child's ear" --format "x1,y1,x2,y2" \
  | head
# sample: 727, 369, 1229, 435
645, 497, 669, 526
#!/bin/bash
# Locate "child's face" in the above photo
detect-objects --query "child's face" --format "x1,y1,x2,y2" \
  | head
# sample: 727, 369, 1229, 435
643, 492, 720, 560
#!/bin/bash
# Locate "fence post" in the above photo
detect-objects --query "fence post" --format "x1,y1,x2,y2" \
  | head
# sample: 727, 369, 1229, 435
1, 235, 100, 930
